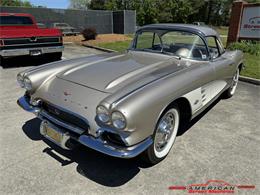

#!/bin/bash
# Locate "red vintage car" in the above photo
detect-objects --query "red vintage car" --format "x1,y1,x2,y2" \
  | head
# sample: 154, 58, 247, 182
0, 13, 63, 62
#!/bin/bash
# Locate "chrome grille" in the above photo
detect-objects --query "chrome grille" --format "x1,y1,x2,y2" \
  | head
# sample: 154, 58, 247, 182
3, 37, 60, 46
41, 102, 89, 133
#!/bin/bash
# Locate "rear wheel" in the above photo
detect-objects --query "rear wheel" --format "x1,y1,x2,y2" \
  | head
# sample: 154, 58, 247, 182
223, 68, 239, 98
142, 105, 180, 165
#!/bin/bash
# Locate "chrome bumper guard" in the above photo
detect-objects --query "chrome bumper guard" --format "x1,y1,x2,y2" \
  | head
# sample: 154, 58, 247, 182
0, 45, 64, 57
17, 96, 153, 158
17, 96, 40, 114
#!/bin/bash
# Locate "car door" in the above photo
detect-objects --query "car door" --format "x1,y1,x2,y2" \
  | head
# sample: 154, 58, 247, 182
207, 36, 232, 99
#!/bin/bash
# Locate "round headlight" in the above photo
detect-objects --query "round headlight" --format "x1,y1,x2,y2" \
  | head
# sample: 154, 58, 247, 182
96, 105, 110, 123
112, 111, 126, 129
17, 74, 25, 88
24, 77, 32, 91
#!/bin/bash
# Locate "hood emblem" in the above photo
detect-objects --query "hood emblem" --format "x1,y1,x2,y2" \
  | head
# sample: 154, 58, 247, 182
63, 91, 71, 96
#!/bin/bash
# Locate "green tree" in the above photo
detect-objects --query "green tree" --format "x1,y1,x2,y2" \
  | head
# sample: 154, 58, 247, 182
187, 0, 233, 26
0, 0, 33, 7
157, 0, 195, 23
105, 0, 159, 25
71, 0, 251, 26
69, 0, 90, 9
105, 0, 134, 10
88, 0, 106, 10
134, 0, 159, 25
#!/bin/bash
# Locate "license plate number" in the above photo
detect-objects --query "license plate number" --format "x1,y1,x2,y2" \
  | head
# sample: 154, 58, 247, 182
45, 126, 62, 143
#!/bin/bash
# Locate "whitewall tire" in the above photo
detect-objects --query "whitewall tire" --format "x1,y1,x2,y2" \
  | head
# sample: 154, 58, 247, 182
142, 105, 180, 164
223, 68, 240, 98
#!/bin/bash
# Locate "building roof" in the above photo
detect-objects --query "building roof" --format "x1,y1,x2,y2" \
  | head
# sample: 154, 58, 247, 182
138, 23, 219, 37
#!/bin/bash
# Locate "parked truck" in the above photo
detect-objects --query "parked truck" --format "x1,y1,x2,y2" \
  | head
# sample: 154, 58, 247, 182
0, 13, 64, 63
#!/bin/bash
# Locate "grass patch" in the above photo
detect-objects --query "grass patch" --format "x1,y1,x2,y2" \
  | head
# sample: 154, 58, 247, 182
213, 26, 228, 46
97, 40, 132, 52
227, 41, 260, 79
241, 53, 260, 79
214, 26, 229, 36
126, 34, 135, 38
228, 41, 260, 56
221, 36, 227, 47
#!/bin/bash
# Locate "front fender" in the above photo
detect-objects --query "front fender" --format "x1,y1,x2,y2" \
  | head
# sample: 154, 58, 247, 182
18, 53, 116, 94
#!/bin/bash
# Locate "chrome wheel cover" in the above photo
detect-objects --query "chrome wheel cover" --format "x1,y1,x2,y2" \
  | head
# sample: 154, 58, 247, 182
155, 112, 175, 151
154, 108, 179, 158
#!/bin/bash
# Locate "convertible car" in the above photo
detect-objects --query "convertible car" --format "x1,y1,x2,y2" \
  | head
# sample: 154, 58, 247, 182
17, 24, 243, 164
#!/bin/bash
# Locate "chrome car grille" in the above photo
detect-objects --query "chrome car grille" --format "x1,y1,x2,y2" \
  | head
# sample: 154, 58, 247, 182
41, 102, 89, 133
3, 37, 60, 46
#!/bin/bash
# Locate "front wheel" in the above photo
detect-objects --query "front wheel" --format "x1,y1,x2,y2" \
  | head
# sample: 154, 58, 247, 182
142, 105, 180, 165
223, 68, 239, 98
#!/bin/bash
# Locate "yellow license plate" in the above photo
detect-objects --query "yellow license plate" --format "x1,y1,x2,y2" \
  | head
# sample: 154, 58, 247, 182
45, 126, 62, 143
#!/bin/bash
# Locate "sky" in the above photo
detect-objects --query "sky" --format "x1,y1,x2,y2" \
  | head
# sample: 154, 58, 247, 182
28, 0, 70, 9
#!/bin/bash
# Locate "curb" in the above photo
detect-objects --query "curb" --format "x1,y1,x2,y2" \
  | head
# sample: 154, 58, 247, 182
82, 44, 117, 53
239, 76, 260, 85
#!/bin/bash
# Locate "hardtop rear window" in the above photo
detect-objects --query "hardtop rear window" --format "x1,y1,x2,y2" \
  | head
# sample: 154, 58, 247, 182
0, 16, 33, 26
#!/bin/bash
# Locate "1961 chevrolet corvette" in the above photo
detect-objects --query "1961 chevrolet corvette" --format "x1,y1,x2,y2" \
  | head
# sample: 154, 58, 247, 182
17, 24, 244, 164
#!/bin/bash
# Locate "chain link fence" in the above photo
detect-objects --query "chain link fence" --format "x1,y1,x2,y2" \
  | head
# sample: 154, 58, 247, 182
0, 6, 136, 34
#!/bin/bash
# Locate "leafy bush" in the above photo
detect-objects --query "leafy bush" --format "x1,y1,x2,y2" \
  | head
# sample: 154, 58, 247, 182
228, 41, 260, 56
81, 28, 97, 41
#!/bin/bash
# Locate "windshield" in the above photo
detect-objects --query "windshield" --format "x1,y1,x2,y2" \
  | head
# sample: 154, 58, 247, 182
132, 30, 208, 61
0, 16, 33, 26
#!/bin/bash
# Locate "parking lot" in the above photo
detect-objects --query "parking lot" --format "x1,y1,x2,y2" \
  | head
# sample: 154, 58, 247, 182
0, 44, 259, 195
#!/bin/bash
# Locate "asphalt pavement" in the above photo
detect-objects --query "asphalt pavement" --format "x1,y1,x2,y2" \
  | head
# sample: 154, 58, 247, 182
0, 44, 259, 195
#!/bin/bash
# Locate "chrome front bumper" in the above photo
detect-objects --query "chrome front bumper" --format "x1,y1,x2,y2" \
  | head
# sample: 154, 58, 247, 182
17, 96, 153, 158
78, 134, 152, 158
0, 45, 64, 57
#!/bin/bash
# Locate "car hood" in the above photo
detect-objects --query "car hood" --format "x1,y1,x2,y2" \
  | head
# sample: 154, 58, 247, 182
57, 51, 185, 93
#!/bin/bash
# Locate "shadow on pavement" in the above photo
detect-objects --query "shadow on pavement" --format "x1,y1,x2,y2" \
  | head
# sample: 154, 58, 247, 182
22, 118, 145, 187
21, 97, 222, 186
0, 55, 61, 68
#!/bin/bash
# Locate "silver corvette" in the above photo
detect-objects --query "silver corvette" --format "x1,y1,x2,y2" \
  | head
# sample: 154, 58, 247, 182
17, 24, 244, 164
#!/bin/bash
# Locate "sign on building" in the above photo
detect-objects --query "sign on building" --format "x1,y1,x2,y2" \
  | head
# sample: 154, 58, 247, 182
239, 6, 260, 39
227, 1, 260, 46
